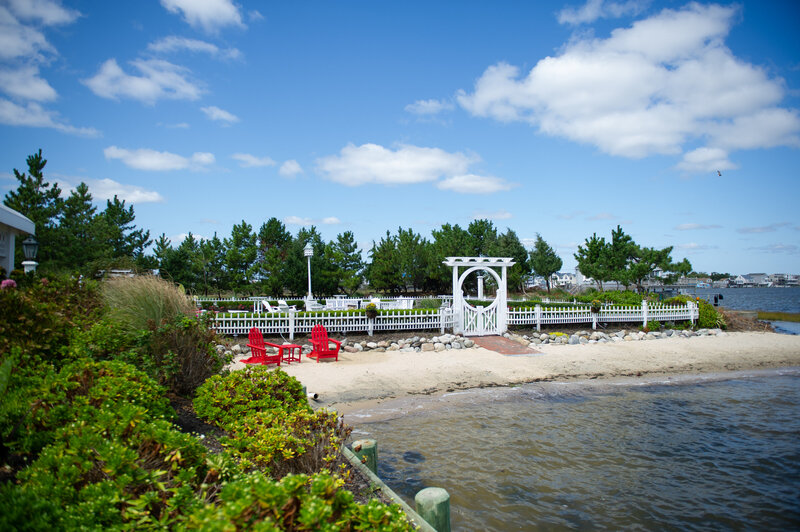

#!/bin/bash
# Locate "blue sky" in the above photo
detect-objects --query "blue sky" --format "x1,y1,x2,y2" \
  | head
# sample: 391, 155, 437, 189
1, 0, 799, 275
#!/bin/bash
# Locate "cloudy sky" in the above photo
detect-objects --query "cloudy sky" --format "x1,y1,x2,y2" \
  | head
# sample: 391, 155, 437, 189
1, 0, 798, 274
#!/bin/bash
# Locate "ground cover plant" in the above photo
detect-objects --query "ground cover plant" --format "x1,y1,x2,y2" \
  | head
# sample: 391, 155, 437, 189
1, 275, 412, 530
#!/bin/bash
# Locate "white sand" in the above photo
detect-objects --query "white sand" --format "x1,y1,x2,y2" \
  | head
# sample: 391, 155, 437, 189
227, 332, 800, 415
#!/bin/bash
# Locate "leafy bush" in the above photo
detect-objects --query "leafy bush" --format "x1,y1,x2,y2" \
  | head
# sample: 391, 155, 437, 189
224, 408, 352, 477
642, 320, 662, 332
577, 290, 644, 306
415, 298, 443, 309
185, 472, 412, 531
103, 275, 195, 333
137, 313, 227, 396
1, 358, 173, 460
0, 275, 102, 370
194, 367, 309, 429
664, 296, 726, 329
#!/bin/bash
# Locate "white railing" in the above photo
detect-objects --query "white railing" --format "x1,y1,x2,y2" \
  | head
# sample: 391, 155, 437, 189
211, 308, 455, 338
508, 301, 698, 331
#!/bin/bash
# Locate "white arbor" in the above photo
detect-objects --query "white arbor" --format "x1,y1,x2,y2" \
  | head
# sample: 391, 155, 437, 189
443, 257, 515, 336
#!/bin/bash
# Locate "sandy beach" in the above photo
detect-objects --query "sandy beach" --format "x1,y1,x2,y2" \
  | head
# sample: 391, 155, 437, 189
228, 331, 800, 415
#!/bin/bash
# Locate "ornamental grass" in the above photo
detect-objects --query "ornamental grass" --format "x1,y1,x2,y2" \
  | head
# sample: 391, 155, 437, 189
102, 275, 195, 332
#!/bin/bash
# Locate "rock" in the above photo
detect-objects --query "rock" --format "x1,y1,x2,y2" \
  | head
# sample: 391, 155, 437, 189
366, 342, 378, 349
374, 347, 386, 352
540, 333, 549, 341
568, 335, 580, 345
353, 343, 363, 352
612, 336, 622, 342
579, 337, 588, 344
452, 342, 462, 349
464, 339, 475, 348
624, 335, 634, 341
231, 344, 243, 355
377, 341, 389, 348
434, 343, 446, 352
344, 345, 358, 353
421, 343, 435, 352
215, 344, 226, 354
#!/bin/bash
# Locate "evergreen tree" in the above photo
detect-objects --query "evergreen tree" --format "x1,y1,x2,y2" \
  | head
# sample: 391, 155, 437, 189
199, 233, 226, 296
256, 218, 292, 296
224, 221, 258, 294
428, 223, 472, 293
574, 233, 610, 290
396, 227, 427, 293
490, 228, 530, 292
3, 149, 63, 267
367, 231, 402, 294
98, 196, 151, 260
57, 182, 101, 268
529, 233, 563, 293
331, 230, 364, 295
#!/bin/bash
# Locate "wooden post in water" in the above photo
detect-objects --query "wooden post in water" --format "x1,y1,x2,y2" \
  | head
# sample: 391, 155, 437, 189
415, 487, 451, 532
351, 439, 377, 474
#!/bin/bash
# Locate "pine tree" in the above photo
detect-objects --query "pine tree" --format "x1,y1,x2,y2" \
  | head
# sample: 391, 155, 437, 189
3, 149, 63, 267
529, 233, 563, 293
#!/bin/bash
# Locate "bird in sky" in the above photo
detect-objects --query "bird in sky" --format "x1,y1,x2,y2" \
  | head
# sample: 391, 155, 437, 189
717, 170, 722, 176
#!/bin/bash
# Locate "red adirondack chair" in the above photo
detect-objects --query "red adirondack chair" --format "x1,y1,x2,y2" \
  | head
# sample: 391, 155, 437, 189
242, 327, 282, 366
307, 324, 341, 363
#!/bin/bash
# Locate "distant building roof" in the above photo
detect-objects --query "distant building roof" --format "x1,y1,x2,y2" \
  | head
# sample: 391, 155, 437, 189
0, 203, 35, 235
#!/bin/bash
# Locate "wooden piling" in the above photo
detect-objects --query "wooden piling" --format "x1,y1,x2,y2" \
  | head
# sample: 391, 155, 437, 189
415, 487, 451, 532
351, 439, 377, 474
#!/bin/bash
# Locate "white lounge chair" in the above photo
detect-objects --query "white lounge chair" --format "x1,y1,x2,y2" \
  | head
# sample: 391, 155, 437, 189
262, 300, 279, 313
278, 300, 296, 312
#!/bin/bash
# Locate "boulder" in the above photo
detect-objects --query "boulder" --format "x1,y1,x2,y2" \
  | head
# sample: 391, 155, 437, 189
421, 343, 435, 352
434, 343, 446, 352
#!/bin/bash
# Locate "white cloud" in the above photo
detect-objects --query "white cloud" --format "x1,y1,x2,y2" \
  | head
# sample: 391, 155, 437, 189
472, 209, 512, 220
588, 212, 615, 220
0, 66, 56, 101
737, 222, 791, 234
248, 10, 264, 22
160, 0, 244, 33
201, 105, 239, 124
147, 36, 241, 59
0, 98, 98, 136
458, 3, 800, 171
284, 216, 312, 226
0, 6, 54, 61
284, 215, 340, 226
317, 143, 474, 186
279, 159, 303, 177
677, 147, 737, 173
405, 98, 454, 115
437, 174, 513, 194
675, 223, 722, 231
676, 242, 718, 251
747, 243, 799, 254
89, 178, 164, 203
558, 0, 646, 26
83, 58, 203, 104
6, 0, 80, 26
57, 176, 164, 204
104, 146, 214, 171
232, 153, 276, 167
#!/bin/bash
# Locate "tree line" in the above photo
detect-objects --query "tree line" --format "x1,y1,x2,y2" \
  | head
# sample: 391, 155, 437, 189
4, 150, 690, 295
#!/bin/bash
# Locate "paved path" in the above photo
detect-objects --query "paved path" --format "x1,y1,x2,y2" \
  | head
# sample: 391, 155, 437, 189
471, 335, 541, 355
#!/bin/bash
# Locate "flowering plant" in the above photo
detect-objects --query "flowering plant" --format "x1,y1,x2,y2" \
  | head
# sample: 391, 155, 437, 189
364, 302, 378, 319
1, 279, 17, 289
590, 299, 601, 313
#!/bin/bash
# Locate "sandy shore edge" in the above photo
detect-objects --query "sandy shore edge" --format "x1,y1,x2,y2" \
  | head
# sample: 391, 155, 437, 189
227, 331, 800, 416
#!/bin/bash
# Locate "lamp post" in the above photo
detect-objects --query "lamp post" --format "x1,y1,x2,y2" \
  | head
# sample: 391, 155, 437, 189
21, 236, 38, 274
304, 244, 313, 303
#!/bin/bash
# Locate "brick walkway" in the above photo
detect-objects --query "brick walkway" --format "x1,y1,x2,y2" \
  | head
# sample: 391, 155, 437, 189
471, 335, 541, 355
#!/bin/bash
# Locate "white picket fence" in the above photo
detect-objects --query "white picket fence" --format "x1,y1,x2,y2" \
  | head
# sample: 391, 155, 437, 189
507, 301, 698, 331
210, 300, 697, 337
211, 308, 455, 338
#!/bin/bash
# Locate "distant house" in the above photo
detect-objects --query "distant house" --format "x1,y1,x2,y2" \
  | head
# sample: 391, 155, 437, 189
0, 203, 35, 276
747, 273, 769, 286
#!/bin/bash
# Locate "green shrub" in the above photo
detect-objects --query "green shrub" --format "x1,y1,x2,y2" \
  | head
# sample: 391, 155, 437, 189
2, 404, 218, 530
0, 275, 102, 370
194, 367, 309, 429
414, 298, 442, 309
103, 275, 195, 333
1, 359, 173, 460
664, 296, 726, 329
643, 320, 662, 332
185, 472, 412, 530
224, 408, 351, 477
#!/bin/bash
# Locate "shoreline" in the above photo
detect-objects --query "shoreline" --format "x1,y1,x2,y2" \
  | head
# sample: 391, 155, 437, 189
228, 331, 800, 416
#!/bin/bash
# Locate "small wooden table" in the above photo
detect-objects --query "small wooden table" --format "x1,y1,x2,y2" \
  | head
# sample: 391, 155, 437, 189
264, 341, 303, 364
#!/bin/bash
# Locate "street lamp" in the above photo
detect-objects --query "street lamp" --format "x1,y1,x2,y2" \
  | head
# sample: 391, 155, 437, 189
304, 243, 313, 302
21, 236, 38, 274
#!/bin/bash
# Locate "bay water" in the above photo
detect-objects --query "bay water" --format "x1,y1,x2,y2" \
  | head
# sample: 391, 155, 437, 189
351, 371, 800, 530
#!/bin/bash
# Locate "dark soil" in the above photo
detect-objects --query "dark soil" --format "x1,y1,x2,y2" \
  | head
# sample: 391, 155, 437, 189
167, 395, 393, 506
